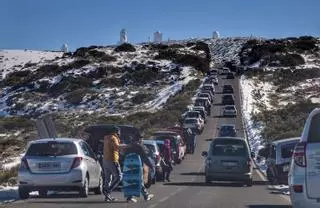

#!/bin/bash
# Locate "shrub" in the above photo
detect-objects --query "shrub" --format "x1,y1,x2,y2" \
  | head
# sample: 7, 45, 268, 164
88, 50, 117, 62
49, 76, 92, 96
65, 89, 92, 105
149, 44, 169, 50
3, 70, 33, 86
114, 43, 136, 52
169, 44, 184, 49
0, 116, 34, 131
23, 62, 37, 68
67, 59, 91, 69
131, 93, 155, 105
0, 165, 19, 185
100, 77, 124, 87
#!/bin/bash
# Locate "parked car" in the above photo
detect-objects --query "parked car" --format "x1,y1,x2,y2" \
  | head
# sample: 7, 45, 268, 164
18, 138, 103, 199
221, 67, 231, 75
203, 78, 214, 86
209, 76, 219, 85
208, 69, 218, 76
142, 143, 157, 186
218, 124, 237, 137
183, 118, 204, 134
222, 94, 235, 105
222, 85, 234, 93
288, 108, 320, 208
226, 72, 235, 79
152, 131, 186, 164
202, 137, 254, 186
198, 93, 213, 104
203, 83, 215, 91
142, 140, 163, 182
199, 89, 214, 101
258, 137, 300, 185
201, 85, 215, 95
223, 105, 237, 117
184, 111, 205, 126
192, 106, 207, 122
195, 97, 211, 115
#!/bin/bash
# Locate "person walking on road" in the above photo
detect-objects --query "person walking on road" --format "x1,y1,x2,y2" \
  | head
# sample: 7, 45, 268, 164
161, 139, 173, 182
103, 126, 123, 202
186, 128, 197, 154
124, 137, 155, 203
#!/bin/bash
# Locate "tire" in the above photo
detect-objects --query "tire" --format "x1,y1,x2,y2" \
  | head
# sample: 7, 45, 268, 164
205, 177, 211, 184
38, 190, 48, 198
18, 187, 30, 199
93, 173, 103, 195
246, 179, 253, 187
79, 176, 89, 198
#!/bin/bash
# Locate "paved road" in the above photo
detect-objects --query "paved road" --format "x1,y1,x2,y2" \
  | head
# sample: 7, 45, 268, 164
5, 75, 292, 208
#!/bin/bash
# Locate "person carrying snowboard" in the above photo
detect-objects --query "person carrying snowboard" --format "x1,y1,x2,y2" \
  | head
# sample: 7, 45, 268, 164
124, 137, 155, 203
103, 126, 122, 202
161, 139, 173, 182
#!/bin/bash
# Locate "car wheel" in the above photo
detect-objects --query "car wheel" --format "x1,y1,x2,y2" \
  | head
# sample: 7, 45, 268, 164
18, 187, 30, 199
79, 176, 89, 198
94, 173, 103, 195
245, 179, 253, 187
205, 176, 211, 184
38, 190, 48, 198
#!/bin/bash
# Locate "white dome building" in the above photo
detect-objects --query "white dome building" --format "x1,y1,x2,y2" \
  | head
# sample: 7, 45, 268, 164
61, 44, 68, 53
212, 31, 220, 39
120, 29, 128, 44
154, 31, 162, 44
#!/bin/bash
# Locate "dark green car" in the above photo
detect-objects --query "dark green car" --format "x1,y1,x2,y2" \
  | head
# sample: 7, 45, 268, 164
202, 137, 255, 186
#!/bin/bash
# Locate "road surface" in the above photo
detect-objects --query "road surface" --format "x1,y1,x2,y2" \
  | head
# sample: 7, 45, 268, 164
5, 75, 292, 208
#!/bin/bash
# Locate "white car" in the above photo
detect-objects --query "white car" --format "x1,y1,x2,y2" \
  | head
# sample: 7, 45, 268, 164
183, 118, 203, 134
184, 111, 205, 128
288, 108, 320, 208
223, 105, 237, 117
18, 138, 103, 199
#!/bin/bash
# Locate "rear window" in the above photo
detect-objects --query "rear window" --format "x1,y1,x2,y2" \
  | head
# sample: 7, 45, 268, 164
144, 144, 156, 153
308, 113, 320, 143
184, 119, 197, 124
26, 142, 78, 156
211, 139, 248, 157
225, 106, 234, 110
281, 143, 298, 158
187, 112, 199, 117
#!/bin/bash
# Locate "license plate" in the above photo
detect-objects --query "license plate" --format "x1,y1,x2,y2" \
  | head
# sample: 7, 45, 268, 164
38, 162, 61, 169
223, 162, 237, 167
283, 165, 290, 172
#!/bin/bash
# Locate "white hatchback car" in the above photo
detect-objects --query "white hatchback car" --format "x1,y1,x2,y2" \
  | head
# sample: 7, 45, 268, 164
18, 138, 103, 199
288, 108, 320, 208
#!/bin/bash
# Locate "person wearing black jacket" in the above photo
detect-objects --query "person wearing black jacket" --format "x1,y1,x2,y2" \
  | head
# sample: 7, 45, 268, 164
124, 138, 155, 203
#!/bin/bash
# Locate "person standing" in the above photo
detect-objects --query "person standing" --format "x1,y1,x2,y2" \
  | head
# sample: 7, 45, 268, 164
103, 126, 122, 202
124, 138, 155, 203
161, 139, 173, 182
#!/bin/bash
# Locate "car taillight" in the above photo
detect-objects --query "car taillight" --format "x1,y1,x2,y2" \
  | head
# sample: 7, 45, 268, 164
71, 157, 83, 169
247, 159, 252, 167
293, 142, 306, 167
20, 158, 30, 171
293, 185, 303, 193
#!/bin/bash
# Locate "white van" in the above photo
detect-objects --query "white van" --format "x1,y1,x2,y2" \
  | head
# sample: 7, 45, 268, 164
288, 108, 320, 208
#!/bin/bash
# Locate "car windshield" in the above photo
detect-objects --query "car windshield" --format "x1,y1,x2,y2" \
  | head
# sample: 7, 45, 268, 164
308, 113, 320, 142
225, 106, 235, 110
211, 139, 247, 157
26, 142, 78, 156
187, 112, 199, 117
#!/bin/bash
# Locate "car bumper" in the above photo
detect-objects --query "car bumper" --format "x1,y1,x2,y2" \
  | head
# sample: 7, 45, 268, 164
205, 171, 252, 181
290, 186, 320, 208
18, 168, 84, 188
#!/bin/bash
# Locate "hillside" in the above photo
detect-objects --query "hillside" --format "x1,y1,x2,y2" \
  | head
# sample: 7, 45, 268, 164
0, 42, 212, 165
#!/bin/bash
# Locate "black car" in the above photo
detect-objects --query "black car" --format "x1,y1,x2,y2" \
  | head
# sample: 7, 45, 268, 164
222, 95, 235, 105
201, 85, 215, 95
195, 98, 211, 115
222, 85, 234, 93
226, 72, 235, 79
218, 124, 237, 137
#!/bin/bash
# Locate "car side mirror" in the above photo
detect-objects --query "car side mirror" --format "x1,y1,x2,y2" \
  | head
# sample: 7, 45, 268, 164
251, 152, 255, 158
201, 151, 208, 157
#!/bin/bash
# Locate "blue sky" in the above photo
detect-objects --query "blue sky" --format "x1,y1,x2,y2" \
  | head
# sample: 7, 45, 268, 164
1, 0, 319, 51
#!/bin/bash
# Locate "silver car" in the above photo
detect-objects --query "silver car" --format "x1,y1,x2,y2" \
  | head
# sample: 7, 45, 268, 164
223, 105, 237, 117
202, 137, 254, 186
18, 138, 103, 199
288, 108, 320, 208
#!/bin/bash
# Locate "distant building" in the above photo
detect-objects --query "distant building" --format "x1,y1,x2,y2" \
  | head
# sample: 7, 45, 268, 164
212, 31, 220, 39
61, 44, 68, 53
120, 29, 128, 44
154, 31, 162, 44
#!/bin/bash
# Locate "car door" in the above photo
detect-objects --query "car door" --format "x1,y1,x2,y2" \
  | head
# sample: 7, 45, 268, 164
80, 142, 98, 187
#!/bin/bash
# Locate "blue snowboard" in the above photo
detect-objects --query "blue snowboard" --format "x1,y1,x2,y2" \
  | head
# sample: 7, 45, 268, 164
122, 153, 143, 198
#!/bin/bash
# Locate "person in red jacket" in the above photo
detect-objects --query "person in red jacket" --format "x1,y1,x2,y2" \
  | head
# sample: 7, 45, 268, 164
161, 139, 173, 182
